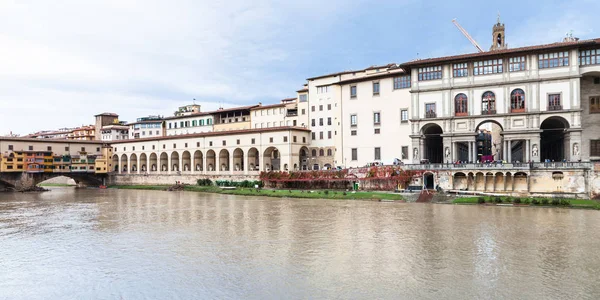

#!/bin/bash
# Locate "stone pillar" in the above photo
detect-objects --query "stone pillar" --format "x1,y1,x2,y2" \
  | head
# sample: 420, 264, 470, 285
127, 155, 131, 174
147, 155, 150, 174
167, 153, 172, 174
191, 154, 195, 175
230, 151, 234, 175
420, 139, 425, 163
483, 175, 488, 191
525, 139, 531, 162
502, 141, 507, 161
468, 142, 473, 163
137, 155, 141, 174
202, 153, 207, 175
471, 141, 477, 163
118, 155, 122, 174
179, 154, 183, 173
507, 141, 512, 163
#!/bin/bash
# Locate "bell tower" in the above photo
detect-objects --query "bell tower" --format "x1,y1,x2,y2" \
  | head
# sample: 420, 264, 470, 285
490, 13, 506, 51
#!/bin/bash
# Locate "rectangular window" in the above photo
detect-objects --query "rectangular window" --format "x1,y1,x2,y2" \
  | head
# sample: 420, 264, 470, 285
319, 132, 323, 140
312, 132, 316, 140
350, 85, 357, 98
319, 118, 323, 126
319, 105, 323, 111
47, 146, 52, 151
237, 139, 240, 145
302, 137, 306, 143
372, 82, 380, 95
453, 63, 468, 77
327, 104, 331, 110
393, 75, 411, 89
81, 147, 85, 152
222, 140, 226, 146
509, 56, 526, 72
311, 106, 315, 112
142, 146, 145, 151
374, 128, 380, 134
351, 148, 358, 160
311, 119, 316, 126
209, 142, 213, 146
539, 52, 569, 69
401, 109, 409, 122
299, 94, 308, 102
284, 136, 288, 142
418, 66, 442, 81
328, 131, 332, 139
373, 112, 381, 124
590, 96, 600, 113
351, 130, 357, 136
8, 145, 13, 150
473, 59, 503, 75
185, 143, 188, 148
350, 114, 357, 126
293, 136, 297, 143
28, 146, 33, 150
374, 147, 381, 160
548, 94, 562, 111
401, 146, 408, 159
301, 109, 306, 115
316, 86, 330, 94
591, 140, 600, 156
327, 117, 332, 125
251, 138, 256, 144
196, 142, 200, 147
425, 103, 436, 118
580, 49, 600, 66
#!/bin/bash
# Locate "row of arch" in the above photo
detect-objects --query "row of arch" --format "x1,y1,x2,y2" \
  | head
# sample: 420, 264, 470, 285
112, 147, 282, 174
454, 89, 525, 115
452, 171, 529, 192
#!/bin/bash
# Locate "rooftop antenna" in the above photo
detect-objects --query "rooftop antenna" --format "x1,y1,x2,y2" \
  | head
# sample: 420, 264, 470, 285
452, 18, 484, 53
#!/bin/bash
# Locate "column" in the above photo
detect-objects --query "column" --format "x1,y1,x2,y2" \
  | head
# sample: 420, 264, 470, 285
147, 155, 150, 174
471, 142, 477, 163
179, 154, 183, 173
137, 155, 141, 174
525, 139, 530, 162
118, 155, 122, 174
507, 141, 512, 163
244, 152, 249, 175
127, 156, 131, 174
230, 151, 234, 175
502, 141, 507, 161
202, 154, 207, 175
167, 153, 172, 174
191, 155, 195, 175
483, 175, 488, 191
420, 139, 425, 162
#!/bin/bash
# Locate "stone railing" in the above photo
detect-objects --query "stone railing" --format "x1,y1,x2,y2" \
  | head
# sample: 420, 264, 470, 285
402, 163, 530, 170
532, 162, 592, 169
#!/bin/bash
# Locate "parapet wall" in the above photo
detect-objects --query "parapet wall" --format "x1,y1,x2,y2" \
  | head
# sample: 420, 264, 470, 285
109, 174, 260, 186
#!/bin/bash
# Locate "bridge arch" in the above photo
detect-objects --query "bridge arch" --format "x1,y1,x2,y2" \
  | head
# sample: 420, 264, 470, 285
263, 147, 280, 171
111, 154, 119, 172
233, 148, 244, 171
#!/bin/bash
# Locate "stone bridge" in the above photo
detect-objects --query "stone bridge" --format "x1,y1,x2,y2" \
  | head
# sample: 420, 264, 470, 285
0, 172, 107, 191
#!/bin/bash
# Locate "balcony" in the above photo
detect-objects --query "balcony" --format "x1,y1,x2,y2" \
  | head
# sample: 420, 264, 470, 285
511, 108, 525, 113
455, 112, 468, 117
548, 104, 563, 111
481, 109, 497, 115
425, 111, 437, 118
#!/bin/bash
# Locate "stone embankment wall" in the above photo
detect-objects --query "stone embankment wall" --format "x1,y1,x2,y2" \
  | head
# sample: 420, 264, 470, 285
109, 174, 259, 186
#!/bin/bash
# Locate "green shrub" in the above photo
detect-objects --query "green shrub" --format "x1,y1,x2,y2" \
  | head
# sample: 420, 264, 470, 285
531, 199, 540, 205
523, 198, 531, 205
324, 190, 329, 195
541, 199, 549, 205
494, 197, 503, 203
504, 197, 512, 203
477, 198, 486, 204
197, 178, 213, 186
343, 192, 347, 196
560, 199, 571, 206
513, 198, 521, 204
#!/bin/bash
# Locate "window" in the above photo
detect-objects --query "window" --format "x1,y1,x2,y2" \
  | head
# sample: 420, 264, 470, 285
319, 149, 324, 156
269, 137, 274, 143
374, 128, 380, 134
209, 142, 213, 146
302, 137, 306, 143
81, 147, 85, 152
418, 66, 442, 81
185, 143, 188, 147
299, 94, 308, 102
580, 49, 600, 66
311, 132, 316, 140
317, 86, 330, 94
455, 93, 468, 116
319, 132, 323, 140
374, 147, 381, 160
237, 139, 240, 145
509, 56, 526, 72
351, 148, 358, 160
133, 146, 136, 151
293, 136, 297, 143
312, 149, 317, 157
319, 105, 323, 111
47, 146, 52, 151
401, 146, 408, 160
591, 140, 600, 156
548, 94, 562, 110
312, 119, 316, 126
482, 91, 496, 114
8, 145, 13, 150
511, 89, 526, 112
372, 82, 380, 95
284, 136, 288, 142
350, 85, 357, 98
141, 146, 144, 151
401, 110, 408, 122
425, 103, 436, 118
393, 75, 411, 89
350, 114, 357, 126
28, 146, 33, 150
196, 142, 200, 147
302, 109, 306, 115
327, 104, 331, 110
152, 145, 156, 150
327, 149, 332, 156
539, 52, 569, 69
328, 131, 332, 139
319, 118, 323, 126
473, 59, 503, 75
453, 63, 468, 77
590, 96, 600, 113
373, 112, 381, 124
251, 138, 255, 144
311, 106, 315, 112
327, 117, 331, 125
351, 130, 357, 136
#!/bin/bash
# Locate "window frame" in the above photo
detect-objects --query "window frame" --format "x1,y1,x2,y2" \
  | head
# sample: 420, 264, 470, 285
417, 66, 442, 81
351, 148, 358, 161
393, 75, 411, 89
425, 103, 436, 118
350, 85, 357, 98
509, 56, 526, 72
579, 49, 600, 66
373, 112, 381, 125
400, 109, 409, 123
473, 59, 503, 76
452, 63, 468, 77
481, 91, 497, 115
454, 93, 468, 116
510, 89, 526, 113
548, 93, 562, 111
591, 140, 600, 157
372, 81, 380, 95
590, 96, 600, 114
350, 114, 358, 126
539, 51, 569, 69
374, 147, 381, 160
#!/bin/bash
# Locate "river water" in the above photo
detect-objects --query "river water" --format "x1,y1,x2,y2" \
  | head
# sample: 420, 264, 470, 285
1, 188, 600, 299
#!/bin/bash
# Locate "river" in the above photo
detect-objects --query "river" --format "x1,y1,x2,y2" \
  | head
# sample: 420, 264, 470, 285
1, 187, 599, 299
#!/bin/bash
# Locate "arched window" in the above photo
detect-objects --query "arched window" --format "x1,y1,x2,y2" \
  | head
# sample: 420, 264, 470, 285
319, 149, 325, 156
511, 89, 525, 112
311, 149, 317, 157
327, 149, 333, 156
455, 93, 468, 116
482, 91, 496, 115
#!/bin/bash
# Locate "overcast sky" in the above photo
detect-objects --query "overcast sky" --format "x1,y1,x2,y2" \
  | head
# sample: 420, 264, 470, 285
1, 0, 599, 135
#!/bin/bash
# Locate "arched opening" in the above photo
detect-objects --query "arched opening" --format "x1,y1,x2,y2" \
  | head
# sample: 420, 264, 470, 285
111, 154, 119, 172
475, 120, 503, 162
327, 149, 333, 156
485, 172, 494, 191
247, 148, 259, 171
423, 172, 435, 190
170, 151, 180, 172
206, 150, 216, 171
505, 172, 513, 191
149, 153, 158, 172
324, 163, 332, 170
130, 153, 138, 172
140, 153, 147, 172
233, 148, 244, 171
263, 147, 280, 171
193, 150, 203, 171
453, 172, 467, 190
455, 93, 468, 116
299, 147, 309, 170
482, 91, 496, 115
422, 124, 443, 163
319, 149, 324, 156
160, 152, 168, 171
182, 151, 191, 172
311, 149, 317, 157
510, 89, 525, 113
219, 149, 230, 171
475, 172, 484, 191
540, 116, 569, 162
120, 154, 128, 173
494, 172, 504, 191
514, 172, 528, 191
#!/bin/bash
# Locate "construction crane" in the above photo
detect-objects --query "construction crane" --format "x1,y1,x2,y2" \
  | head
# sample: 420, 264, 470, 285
452, 19, 484, 53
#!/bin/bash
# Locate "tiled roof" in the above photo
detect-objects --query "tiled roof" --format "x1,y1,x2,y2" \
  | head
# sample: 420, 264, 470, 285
401, 38, 600, 67
306, 63, 397, 80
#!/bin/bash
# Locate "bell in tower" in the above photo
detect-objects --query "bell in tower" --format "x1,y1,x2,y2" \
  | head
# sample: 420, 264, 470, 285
490, 13, 506, 51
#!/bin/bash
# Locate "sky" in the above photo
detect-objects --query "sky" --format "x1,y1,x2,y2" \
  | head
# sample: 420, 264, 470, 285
1, 0, 599, 135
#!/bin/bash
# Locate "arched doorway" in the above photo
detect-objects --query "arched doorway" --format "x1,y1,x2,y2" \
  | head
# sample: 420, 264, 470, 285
149, 153, 158, 172
233, 148, 244, 171
423, 172, 435, 190
422, 124, 443, 163
218, 149, 230, 171
247, 148, 259, 171
160, 152, 168, 171
453, 172, 467, 190
540, 117, 569, 162
475, 120, 504, 162
120, 154, 128, 173
263, 147, 280, 171
182, 151, 191, 172
111, 154, 119, 172
129, 153, 138, 172
193, 150, 203, 171
299, 147, 309, 170
206, 150, 216, 171
140, 153, 147, 172
170, 151, 180, 172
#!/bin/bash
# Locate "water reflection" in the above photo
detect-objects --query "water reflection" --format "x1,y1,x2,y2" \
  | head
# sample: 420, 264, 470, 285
1, 188, 600, 299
